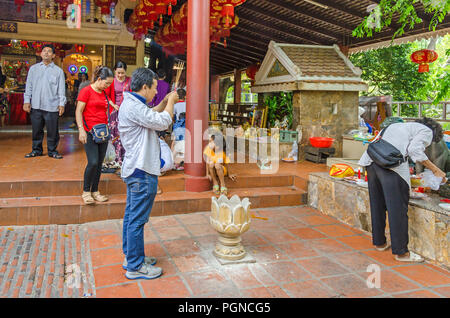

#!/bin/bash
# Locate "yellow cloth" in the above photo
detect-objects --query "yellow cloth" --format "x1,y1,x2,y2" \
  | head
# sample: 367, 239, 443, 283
204, 147, 229, 176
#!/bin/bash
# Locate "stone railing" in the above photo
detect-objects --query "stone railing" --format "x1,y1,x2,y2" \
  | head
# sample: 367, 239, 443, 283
308, 172, 450, 268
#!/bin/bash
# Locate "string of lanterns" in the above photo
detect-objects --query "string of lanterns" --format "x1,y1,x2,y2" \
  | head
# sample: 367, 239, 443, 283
127, 0, 247, 54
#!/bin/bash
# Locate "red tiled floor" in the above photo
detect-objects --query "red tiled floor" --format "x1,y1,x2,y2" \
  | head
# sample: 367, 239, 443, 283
240, 286, 290, 298
150, 216, 180, 228
140, 275, 191, 298
88, 234, 121, 250
91, 247, 123, 268
275, 241, 319, 259
221, 264, 264, 289
392, 265, 450, 287
314, 224, 357, 237
330, 252, 384, 273
358, 270, 422, 294
172, 254, 209, 273
321, 273, 383, 298
247, 263, 277, 286
154, 226, 191, 241
261, 261, 313, 283
282, 280, 335, 298
162, 239, 201, 256
336, 235, 375, 251
297, 215, 337, 226
308, 238, 352, 255
268, 215, 308, 229
93, 265, 130, 288
241, 231, 268, 246
95, 283, 142, 298
288, 227, 326, 240
296, 257, 350, 278
182, 270, 235, 296
248, 245, 289, 263
144, 243, 168, 258
432, 286, 450, 297
362, 250, 400, 267
258, 229, 298, 244
392, 290, 442, 298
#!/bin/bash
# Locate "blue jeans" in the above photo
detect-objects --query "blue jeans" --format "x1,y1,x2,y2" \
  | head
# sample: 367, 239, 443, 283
122, 172, 158, 271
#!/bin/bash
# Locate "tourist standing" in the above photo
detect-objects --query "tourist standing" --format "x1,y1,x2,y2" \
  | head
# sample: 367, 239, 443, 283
23, 44, 66, 159
149, 69, 170, 107
359, 118, 446, 262
76, 66, 117, 205
118, 68, 178, 280
109, 60, 131, 167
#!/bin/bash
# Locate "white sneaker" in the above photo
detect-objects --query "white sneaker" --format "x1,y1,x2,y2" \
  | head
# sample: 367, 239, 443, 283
395, 252, 424, 263
122, 256, 157, 270
125, 263, 163, 280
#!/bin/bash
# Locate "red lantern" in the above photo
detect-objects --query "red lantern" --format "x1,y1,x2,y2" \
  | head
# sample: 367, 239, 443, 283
246, 63, 260, 81
410, 49, 438, 73
211, 0, 246, 27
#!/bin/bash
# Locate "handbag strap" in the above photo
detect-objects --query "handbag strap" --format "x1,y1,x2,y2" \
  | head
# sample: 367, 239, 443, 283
103, 90, 111, 124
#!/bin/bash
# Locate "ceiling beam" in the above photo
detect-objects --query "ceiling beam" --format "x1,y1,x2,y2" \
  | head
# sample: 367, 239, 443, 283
225, 38, 267, 55
239, 3, 341, 41
237, 14, 322, 45
211, 46, 259, 64
229, 32, 270, 50
209, 59, 238, 69
215, 43, 264, 60
257, 0, 355, 32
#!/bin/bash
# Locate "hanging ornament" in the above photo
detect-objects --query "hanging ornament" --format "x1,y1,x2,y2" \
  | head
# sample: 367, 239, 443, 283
410, 49, 438, 73
15, 0, 25, 12
68, 64, 78, 75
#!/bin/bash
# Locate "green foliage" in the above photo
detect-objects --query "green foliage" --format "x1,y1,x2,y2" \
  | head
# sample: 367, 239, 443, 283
349, 35, 450, 116
265, 92, 293, 128
353, 0, 449, 39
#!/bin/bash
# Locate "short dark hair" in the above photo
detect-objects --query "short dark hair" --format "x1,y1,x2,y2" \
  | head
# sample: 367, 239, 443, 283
157, 69, 166, 79
415, 117, 443, 143
114, 60, 127, 71
93, 65, 113, 82
211, 133, 226, 153
42, 44, 55, 54
78, 72, 88, 80
131, 68, 157, 92
177, 88, 186, 100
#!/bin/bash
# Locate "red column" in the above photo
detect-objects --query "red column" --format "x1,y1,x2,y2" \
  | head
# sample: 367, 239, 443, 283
184, 0, 211, 192
234, 69, 241, 104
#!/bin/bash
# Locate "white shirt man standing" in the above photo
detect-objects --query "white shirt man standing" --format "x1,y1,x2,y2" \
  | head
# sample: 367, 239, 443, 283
23, 44, 66, 159
118, 68, 178, 280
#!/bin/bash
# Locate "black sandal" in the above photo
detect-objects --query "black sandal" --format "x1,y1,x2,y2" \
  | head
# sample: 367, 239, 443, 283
25, 152, 43, 158
48, 153, 63, 159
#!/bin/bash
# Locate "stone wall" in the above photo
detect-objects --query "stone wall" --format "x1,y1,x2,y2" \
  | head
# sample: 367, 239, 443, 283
308, 172, 450, 268
294, 91, 359, 158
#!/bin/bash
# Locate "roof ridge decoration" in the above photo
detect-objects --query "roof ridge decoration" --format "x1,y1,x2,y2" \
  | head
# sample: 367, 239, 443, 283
253, 41, 368, 93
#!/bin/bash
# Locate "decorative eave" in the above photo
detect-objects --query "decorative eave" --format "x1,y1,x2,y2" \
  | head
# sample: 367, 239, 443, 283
348, 27, 450, 54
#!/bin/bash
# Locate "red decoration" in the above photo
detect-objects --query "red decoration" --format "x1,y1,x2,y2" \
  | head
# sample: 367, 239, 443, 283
14, 0, 25, 12
410, 49, 438, 73
246, 63, 260, 81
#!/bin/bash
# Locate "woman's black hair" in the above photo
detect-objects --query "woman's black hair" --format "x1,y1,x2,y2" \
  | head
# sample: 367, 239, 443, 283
93, 65, 114, 82
415, 117, 443, 143
114, 60, 127, 71
157, 69, 166, 79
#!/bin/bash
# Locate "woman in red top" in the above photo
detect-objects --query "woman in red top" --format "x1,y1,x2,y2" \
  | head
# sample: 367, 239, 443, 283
76, 66, 115, 204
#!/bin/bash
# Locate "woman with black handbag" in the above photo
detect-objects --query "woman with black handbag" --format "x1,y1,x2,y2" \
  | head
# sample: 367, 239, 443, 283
359, 117, 446, 262
76, 66, 116, 204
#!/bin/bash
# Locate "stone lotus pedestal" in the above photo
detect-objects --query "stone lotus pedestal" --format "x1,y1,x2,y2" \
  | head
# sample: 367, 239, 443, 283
210, 195, 255, 265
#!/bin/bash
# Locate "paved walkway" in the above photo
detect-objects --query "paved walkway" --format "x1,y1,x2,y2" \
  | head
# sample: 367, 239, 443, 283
1, 206, 449, 298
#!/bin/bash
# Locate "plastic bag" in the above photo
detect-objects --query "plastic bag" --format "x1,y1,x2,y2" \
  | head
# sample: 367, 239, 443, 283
329, 164, 355, 178
421, 169, 446, 191
104, 140, 116, 164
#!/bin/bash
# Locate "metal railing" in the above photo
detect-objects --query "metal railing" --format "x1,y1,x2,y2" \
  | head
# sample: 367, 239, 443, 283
390, 101, 450, 122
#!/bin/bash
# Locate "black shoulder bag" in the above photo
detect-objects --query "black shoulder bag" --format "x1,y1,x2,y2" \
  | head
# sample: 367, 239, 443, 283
367, 126, 407, 169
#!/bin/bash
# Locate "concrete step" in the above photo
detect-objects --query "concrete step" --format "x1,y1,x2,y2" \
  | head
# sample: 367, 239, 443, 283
0, 186, 306, 225
0, 174, 300, 198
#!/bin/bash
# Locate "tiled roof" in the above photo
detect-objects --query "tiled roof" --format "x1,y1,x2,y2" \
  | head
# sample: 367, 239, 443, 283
281, 46, 356, 78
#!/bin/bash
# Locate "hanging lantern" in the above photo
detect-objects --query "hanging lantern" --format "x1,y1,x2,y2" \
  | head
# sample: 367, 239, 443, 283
246, 63, 260, 81
410, 49, 438, 73
211, 0, 246, 28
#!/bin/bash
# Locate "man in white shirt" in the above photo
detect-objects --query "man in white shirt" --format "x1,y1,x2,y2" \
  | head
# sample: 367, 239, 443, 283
23, 44, 66, 159
118, 68, 178, 280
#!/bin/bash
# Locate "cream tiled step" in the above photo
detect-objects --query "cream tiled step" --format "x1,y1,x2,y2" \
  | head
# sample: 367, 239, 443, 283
0, 186, 306, 225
